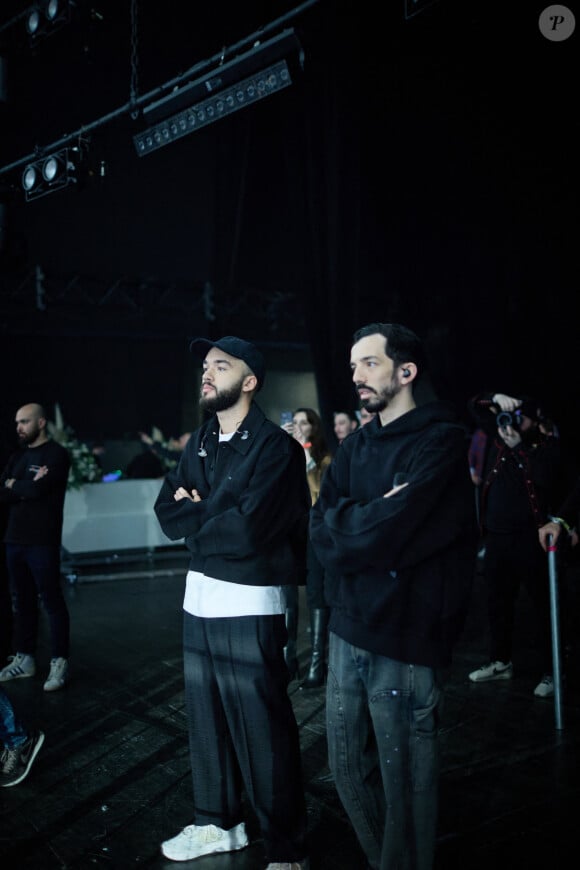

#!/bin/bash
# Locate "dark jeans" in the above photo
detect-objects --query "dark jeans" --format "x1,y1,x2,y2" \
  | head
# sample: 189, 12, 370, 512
182, 611, 308, 863
483, 529, 552, 671
5, 543, 70, 660
327, 634, 441, 870
0, 543, 13, 662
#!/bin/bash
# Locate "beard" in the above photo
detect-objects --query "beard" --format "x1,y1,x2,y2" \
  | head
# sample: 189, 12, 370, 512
18, 425, 41, 446
359, 375, 401, 414
199, 375, 245, 414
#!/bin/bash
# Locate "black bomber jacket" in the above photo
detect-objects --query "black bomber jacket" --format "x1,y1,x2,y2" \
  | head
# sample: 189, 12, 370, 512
154, 402, 310, 586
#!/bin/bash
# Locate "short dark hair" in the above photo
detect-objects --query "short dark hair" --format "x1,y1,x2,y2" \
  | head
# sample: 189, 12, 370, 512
352, 322, 426, 381
333, 409, 359, 426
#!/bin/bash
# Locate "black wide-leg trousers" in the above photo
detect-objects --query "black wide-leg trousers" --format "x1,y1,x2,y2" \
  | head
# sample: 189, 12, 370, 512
182, 610, 308, 863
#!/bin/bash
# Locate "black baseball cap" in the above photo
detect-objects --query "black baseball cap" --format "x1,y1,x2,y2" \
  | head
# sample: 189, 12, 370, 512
189, 336, 265, 392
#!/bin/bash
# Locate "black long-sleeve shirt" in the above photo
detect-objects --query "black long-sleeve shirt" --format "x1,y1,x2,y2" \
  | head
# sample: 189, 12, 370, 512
0, 440, 71, 546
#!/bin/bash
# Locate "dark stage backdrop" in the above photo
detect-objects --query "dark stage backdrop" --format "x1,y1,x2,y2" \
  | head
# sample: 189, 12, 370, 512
0, 1, 577, 444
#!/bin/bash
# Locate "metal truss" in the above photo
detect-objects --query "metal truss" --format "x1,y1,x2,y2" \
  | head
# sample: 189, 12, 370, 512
0, 266, 306, 342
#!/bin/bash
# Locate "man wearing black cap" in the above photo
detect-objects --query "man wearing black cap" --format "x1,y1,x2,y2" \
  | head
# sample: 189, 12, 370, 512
467, 390, 562, 697
154, 336, 311, 869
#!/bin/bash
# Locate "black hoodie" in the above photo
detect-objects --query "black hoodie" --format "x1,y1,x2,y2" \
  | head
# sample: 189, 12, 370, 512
310, 400, 478, 668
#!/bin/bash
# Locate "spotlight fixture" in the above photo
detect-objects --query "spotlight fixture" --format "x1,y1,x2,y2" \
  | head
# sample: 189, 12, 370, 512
21, 146, 81, 201
25, 0, 74, 42
25, 9, 41, 36
133, 28, 304, 157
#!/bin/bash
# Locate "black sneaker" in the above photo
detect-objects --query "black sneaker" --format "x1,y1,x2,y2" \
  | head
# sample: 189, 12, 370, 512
0, 730, 45, 787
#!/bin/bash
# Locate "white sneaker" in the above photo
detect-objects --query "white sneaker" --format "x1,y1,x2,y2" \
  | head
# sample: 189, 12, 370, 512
534, 675, 554, 698
0, 653, 36, 682
161, 822, 248, 861
266, 862, 310, 870
468, 660, 513, 682
44, 657, 68, 692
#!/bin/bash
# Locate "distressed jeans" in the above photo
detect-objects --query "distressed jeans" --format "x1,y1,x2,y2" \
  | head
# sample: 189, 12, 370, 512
326, 633, 441, 870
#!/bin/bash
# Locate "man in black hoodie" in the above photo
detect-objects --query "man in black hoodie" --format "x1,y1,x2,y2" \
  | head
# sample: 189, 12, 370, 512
310, 322, 477, 870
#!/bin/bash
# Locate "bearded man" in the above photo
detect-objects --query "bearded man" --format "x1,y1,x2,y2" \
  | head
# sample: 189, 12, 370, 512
310, 323, 477, 870
0, 403, 71, 692
154, 336, 311, 869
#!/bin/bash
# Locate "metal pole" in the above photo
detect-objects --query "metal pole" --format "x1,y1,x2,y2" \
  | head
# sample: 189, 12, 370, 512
547, 534, 564, 730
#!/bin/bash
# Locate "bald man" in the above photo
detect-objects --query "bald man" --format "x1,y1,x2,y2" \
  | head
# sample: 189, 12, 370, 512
0, 404, 71, 692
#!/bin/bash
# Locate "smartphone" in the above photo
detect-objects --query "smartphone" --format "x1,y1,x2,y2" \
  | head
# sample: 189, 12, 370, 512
280, 410, 293, 426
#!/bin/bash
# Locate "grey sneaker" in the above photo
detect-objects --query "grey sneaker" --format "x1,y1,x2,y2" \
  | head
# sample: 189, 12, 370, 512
534, 675, 554, 698
161, 822, 248, 861
266, 862, 310, 870
44, 657, 68, 692
0, 730, 45, 787
468, 661, 513, 682
0, 653, 36, 682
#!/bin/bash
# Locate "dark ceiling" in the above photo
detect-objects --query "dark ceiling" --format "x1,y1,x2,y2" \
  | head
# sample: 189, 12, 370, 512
0, 0, 578, 441
0, 0, 321, 343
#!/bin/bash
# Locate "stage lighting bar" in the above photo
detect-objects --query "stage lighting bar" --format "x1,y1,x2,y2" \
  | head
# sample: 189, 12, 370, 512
133, 59, 293, 157
21, 146, 80, 201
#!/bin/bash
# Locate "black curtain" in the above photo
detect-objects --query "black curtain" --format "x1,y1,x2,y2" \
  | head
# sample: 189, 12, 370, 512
1, 1, 577, 443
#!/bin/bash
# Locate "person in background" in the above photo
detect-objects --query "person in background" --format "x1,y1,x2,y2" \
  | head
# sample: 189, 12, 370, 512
311, 322, 477, 870
0, 687, 44, 787
358, 406, 376, 426
468, 427, 488, 488
333, 410, 359, 444
282, 408, 332, 688
154, 336, 310, 869
0, 403, 71, 693
468, 425, 489, 546
467, 392, 562, 698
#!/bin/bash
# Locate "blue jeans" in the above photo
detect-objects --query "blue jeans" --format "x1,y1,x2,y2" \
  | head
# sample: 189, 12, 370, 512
5, 544, 70, 659
326, 633, 441, 870
0, 687, 28, 750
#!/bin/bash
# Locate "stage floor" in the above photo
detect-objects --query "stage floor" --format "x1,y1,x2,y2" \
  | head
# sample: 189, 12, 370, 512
1, 550, 579, 869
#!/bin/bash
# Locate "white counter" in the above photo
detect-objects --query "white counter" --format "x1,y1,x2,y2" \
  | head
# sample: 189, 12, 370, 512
62, 479, 181, 554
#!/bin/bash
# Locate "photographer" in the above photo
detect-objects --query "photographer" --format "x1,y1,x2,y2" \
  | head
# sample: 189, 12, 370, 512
467, 392, 562, 697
